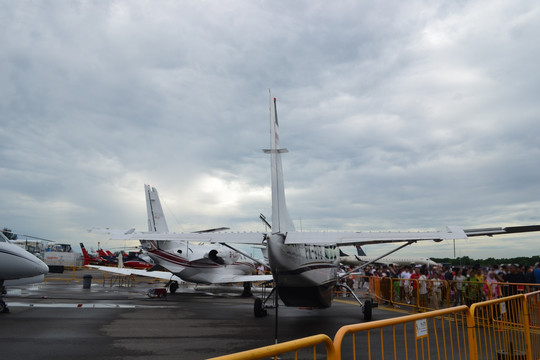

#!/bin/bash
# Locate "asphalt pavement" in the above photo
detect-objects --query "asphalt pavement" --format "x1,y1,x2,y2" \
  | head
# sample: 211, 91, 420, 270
0, 270, 407, 360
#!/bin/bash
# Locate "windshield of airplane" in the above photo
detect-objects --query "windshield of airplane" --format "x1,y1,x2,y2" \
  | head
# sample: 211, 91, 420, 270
0, 233, 8, 242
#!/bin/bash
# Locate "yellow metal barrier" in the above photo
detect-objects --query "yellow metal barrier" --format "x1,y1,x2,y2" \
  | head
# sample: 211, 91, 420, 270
467, 292, 537, 360
333, 306, 471, 360
208, 291, 539, 360
367, 276, 539, 313
525, 290, 540, 359
206, 334, 337, 360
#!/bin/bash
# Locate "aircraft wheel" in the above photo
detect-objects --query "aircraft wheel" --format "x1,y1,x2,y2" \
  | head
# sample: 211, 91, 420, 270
0, 300, 9, 313
363, 299, 372, 322
169, 281, 179, 294
254, 297, 267, 318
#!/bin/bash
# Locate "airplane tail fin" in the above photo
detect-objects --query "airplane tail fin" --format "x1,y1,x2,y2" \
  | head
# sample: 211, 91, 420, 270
80, 243, 90, 266
145, 184, 169, 233
263, 91, 295, 234
356, 245, 367, 256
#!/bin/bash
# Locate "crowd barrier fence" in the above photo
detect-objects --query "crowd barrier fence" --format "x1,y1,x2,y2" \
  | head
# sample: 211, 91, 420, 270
362, 275, 539, 312
207, 334, 337, 360
207, 290, 540, 360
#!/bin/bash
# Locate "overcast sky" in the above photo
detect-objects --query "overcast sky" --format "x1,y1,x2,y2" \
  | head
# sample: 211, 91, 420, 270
1, 1, 539, 259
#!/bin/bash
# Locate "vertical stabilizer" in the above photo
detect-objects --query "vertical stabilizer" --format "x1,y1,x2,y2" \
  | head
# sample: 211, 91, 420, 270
145, 184, 169, 233
80, 243, 91, 266
263, 92, 295, 234
356, 245, 367, 256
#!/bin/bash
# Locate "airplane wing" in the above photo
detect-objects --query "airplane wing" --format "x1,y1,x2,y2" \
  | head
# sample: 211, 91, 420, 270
463, 225, 540, 237
283, 224, 540, 245
111, 224, 540, 246
283, 226, 468, 245
113, 231, 267, 244
204, 274, 274, 284
86, 265, 182, 282
86, 265, 274, 284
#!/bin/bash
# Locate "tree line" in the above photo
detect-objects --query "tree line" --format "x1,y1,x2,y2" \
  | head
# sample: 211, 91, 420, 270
431, 255, 540, 267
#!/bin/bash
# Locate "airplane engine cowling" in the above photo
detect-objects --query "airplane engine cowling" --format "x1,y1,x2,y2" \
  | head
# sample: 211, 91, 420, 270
207, 249, 237, 265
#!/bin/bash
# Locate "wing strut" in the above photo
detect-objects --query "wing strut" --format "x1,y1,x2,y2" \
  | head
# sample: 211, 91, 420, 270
220, 242, 268, 268
341, 240, 417, 278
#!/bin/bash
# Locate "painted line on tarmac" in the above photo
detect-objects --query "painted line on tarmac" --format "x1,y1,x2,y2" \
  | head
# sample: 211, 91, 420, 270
333, 299, 414, 314
6, 302, 176, 309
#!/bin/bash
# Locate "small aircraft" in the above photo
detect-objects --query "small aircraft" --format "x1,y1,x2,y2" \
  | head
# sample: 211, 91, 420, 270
340, 245, 439, 267
88, 185, 273, 293
0, 232, 49, 312
114, 92, 540, 321
81, 243, 152, 269
80, 243, 114, 266
118, 251, 153, 270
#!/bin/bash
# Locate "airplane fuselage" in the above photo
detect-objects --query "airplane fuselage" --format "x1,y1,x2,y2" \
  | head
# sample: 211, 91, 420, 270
0, 236, 49, 283
142, 240, 257, 284
268, 234, 339, 308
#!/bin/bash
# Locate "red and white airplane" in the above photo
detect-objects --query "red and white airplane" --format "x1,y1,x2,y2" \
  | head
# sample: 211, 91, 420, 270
88, 185, 272, 293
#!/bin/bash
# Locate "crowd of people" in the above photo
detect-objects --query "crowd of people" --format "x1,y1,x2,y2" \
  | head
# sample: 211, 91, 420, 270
340, 261, 540, 309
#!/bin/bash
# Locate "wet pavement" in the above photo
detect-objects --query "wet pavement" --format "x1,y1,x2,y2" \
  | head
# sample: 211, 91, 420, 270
0, 269, 407, 360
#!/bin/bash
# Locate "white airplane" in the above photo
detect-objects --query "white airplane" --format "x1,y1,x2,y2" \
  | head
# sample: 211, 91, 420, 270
0, 232, 49, 312
114, 92, 540, 320
339, 245, 439, 267
88, 185, 272, 293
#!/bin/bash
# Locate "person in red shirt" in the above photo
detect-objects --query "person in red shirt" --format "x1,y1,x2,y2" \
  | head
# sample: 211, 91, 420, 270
410, 266, 421, 306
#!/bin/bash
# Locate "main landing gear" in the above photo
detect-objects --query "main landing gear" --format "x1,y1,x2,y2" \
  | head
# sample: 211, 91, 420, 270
0, 299, 8, 313
0, 282, 9, 314
253, 284, 374, 322
167, 281, 179, 294
335, 283, 374, 322
253, 286, 276, 318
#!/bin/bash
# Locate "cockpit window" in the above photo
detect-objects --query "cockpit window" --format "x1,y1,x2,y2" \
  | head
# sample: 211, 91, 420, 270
0, 233, 8, 242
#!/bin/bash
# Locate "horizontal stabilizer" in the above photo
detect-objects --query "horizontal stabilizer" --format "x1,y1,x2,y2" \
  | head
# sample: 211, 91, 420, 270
192, 227, 230, 233
262, 148, 289, 154
88, 228, 135, 235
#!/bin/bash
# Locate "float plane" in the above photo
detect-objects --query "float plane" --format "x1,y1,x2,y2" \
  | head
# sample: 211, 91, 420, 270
88, 185, 272, 293
0, 232, 49, 312
113, 92, 540, 320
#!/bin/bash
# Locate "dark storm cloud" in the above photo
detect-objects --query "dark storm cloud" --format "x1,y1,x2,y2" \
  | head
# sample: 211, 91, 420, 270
1, 1, 539, 257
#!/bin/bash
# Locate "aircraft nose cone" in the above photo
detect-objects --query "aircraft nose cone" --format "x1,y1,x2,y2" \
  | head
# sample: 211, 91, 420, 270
37, 258, 49, 275
14, 245, 49, 277
20, 256, 49, 278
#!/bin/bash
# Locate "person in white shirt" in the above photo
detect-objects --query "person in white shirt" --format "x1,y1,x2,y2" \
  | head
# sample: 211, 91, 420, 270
400, 266, 412, 304
419, 268, 429, 309
453, 268, 466, 306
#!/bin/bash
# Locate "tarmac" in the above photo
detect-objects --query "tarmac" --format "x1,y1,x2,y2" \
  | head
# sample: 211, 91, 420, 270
0, 269, 409, 360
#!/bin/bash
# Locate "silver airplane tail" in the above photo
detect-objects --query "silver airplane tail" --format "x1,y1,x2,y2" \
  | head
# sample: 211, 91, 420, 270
263, 91, 296, 234
145, 184, 169, 233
